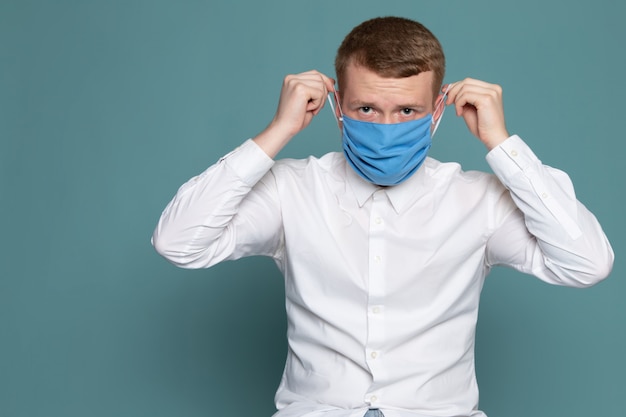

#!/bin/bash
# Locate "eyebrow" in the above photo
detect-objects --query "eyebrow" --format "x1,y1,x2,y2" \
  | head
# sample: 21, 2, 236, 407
349, 100, 427, 109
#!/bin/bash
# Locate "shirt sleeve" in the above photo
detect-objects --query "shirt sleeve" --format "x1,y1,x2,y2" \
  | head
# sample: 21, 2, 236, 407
151, 139, 284, 268
484, 135, 614, 287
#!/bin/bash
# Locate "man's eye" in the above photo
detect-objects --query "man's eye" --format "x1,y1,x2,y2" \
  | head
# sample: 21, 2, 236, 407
402, 108, 414, 115
360, 106, 372, 114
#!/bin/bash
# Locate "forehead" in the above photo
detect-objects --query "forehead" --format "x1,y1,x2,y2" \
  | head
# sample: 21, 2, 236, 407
342, 63, 435, 105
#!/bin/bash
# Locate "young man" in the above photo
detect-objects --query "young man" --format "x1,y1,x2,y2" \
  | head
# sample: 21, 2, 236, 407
152, 17, 613, 417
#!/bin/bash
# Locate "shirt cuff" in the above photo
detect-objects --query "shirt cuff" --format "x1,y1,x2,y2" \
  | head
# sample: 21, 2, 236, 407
219, 139, 275, 186
485, 134, 539, 180
485, 134, 583, 240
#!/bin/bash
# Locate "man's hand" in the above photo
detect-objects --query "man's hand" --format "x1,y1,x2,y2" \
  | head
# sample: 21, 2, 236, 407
445, 78, 510, 150
253, 70, 336, 158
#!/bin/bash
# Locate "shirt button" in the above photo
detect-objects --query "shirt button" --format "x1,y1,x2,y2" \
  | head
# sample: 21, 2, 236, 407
370, 395, 378, 403
371, 351, 378, 359
510, 150, 518, 157
541, 192, 548, 199
373, 190, 386, 201
374, 217, 383, 225
372, 306, 381, 314
374, 255, 382, 263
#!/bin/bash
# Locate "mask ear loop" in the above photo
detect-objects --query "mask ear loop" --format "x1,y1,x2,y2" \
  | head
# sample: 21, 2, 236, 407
432, 83, 452, 137
327, 90, 344, 123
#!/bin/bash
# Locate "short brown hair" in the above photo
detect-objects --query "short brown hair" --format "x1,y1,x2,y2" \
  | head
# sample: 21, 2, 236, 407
335, 16, 445, 100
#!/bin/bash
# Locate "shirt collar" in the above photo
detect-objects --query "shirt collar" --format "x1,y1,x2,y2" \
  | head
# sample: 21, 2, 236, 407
343, 156, 429, 214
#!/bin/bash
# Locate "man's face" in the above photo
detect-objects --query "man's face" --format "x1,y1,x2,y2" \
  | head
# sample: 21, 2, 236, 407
339, 62, 436, 125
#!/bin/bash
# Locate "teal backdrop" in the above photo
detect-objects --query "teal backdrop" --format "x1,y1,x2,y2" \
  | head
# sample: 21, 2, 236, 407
1, 1, 624, 416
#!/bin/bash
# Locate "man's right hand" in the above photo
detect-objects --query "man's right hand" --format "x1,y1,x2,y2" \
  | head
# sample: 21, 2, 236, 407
253, 70, 336, 158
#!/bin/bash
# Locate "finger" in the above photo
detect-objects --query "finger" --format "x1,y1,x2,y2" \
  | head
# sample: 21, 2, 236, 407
443, 82, 461, 105
309, 72, 338, 114
451, 84, 502, 117
308, 96, 325, 115
445, 78, 500, 105
284, 75, 327, 112
450, 77, 497, 90
282, 70, 337, 120
298, 70, 336, 93
307, 70, 337, 92
314, 73, 336, 93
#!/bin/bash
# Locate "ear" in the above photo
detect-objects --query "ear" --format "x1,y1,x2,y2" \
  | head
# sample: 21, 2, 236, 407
334, 101, 343, 123
432, 92, 446, 125
329, 90, 344, 125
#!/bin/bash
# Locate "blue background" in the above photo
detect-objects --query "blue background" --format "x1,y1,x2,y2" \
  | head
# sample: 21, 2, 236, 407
1, 1, 624, 416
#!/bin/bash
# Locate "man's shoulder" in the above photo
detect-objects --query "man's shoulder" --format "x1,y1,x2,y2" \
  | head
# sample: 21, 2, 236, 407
424, 157, 500, 186
272, 151, 345, 176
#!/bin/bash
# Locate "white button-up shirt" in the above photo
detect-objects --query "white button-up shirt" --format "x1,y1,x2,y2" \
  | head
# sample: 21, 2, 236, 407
152, 136, 613, 417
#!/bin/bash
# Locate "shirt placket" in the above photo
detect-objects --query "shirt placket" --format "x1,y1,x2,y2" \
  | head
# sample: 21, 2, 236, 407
364, 189, 390, 407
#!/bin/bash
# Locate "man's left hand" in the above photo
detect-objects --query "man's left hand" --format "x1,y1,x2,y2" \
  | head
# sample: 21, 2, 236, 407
445, 78, 510, 150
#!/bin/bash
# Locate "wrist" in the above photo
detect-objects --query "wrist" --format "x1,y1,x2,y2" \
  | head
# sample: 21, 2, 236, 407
483, 129, 510, 151
253, 121, 295, 159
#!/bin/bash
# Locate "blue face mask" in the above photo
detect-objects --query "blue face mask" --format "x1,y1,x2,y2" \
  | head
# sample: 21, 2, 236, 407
341, 114, 432, 186
327, 89, 448, 186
